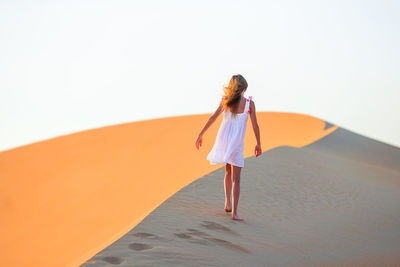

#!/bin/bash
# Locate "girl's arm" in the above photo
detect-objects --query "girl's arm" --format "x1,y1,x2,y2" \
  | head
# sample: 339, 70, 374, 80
249, 100, 261, 146
197, 98, 224, 138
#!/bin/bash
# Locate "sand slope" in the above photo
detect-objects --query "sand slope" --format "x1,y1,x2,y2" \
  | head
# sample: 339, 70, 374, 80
0, 112, 335, 267
82, 126, 400, 266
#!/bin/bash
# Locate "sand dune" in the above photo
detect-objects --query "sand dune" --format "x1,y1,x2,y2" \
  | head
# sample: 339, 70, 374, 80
0, 112, 335, 267
81, 126, 400, 266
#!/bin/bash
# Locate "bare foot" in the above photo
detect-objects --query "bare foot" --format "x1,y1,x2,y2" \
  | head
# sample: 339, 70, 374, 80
224, 202, 232, 212
232, 214, 244, 221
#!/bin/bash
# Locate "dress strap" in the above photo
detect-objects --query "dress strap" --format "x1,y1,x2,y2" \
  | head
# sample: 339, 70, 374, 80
246, 96, 252, 114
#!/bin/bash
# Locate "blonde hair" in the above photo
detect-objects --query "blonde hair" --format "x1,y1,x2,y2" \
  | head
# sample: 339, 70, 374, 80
221, 74, 248, 119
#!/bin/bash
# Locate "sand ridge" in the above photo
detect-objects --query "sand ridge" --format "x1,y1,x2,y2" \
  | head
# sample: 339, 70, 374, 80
83, 126, 400, 266
0, 112, 337, 266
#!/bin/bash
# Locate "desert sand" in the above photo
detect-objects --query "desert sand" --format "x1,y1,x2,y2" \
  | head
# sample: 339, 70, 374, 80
80, 124, 400, 266
2, 111, 399, 266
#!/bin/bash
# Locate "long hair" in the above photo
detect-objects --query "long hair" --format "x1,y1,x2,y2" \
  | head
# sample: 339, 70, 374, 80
221, 74, 248, 119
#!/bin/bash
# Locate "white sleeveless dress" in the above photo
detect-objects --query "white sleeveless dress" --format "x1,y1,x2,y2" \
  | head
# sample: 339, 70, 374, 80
206, 96, 252, 168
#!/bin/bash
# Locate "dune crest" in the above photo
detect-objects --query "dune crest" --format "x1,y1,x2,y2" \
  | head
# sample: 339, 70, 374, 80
0, 112, 337, 267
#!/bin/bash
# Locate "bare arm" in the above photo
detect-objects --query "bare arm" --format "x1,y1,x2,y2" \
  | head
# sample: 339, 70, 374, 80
249, 100, 261, 146
198, 98, 224, 137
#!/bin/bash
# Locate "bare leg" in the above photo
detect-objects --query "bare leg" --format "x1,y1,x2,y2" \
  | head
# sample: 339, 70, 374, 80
224, 163, 232, 212
232, 165, 244, 221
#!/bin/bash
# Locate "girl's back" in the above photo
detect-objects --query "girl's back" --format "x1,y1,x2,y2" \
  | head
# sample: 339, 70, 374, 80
206, 95, 252, 168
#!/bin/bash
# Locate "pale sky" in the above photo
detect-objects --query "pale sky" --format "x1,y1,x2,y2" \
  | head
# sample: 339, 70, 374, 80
1, 0, 399, 152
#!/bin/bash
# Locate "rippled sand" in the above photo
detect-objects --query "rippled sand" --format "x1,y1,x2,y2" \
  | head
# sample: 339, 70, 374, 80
82, 127, 400, 266
0, 112, 336, 267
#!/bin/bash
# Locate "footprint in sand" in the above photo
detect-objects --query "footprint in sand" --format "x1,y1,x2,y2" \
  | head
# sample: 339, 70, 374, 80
131, 232, 158, 239
174, 229, 212, 245
199, 221, 239, 236
186, 228, 211, 237
128, 243, 153, 251
102, 256, 126, 265
174, 232, 193, 239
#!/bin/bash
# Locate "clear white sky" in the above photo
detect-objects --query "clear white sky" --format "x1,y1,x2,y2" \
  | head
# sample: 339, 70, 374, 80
1, 0, 399, 152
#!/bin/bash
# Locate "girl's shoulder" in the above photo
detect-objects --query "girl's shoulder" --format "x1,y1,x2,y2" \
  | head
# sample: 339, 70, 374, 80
248, 96, 255, 110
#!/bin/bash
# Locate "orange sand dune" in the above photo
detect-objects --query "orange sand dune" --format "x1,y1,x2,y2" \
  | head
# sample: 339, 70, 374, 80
0, 112, 337, 267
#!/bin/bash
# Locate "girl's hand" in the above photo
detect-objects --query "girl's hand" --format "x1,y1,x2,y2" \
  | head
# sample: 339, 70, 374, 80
195, 135, 203, 150
255, 144, 262, 157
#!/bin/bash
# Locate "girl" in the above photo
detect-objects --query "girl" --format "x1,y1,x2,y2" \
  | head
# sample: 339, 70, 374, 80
195, 74, 262, 221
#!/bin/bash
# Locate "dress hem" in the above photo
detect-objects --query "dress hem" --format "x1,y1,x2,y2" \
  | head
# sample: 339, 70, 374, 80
208, 159, 244, 168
